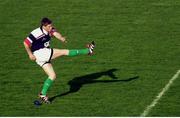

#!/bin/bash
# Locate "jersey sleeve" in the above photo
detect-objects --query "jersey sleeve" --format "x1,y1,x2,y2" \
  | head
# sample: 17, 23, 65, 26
24, 33, 36, 47
24, 38, 31, 47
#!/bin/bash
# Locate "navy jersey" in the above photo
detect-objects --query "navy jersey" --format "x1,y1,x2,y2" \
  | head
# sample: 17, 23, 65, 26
24, 27, 56, 52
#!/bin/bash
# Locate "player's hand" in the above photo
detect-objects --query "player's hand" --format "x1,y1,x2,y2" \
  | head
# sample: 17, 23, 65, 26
63, 39, 67, 43
61, 37, 67, 43
29, 54, 36, 61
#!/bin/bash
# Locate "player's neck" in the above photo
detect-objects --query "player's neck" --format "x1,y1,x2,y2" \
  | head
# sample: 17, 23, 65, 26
42, 26, 48, 35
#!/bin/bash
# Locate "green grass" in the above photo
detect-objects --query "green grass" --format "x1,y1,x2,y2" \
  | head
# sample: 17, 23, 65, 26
0, 0, 180, 116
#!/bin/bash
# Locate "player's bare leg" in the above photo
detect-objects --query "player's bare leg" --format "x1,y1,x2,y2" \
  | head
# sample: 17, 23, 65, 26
42, 63, 56, 80
51, 49, 69, 60
39, 63, 56, 103
51, 41, 96, 60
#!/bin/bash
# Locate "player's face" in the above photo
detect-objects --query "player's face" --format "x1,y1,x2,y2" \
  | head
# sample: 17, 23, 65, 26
44, 24, 53, 32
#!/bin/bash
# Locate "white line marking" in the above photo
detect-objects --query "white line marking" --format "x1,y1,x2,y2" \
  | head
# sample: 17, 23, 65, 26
140, 69, 180, 117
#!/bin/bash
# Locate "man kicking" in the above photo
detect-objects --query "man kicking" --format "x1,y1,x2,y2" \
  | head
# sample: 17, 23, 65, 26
23, 17, 95, 103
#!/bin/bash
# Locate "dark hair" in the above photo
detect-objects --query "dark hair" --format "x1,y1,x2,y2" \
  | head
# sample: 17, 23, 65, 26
41, 17, 52, 26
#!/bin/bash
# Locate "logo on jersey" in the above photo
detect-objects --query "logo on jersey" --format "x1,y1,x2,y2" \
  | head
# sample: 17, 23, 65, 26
44, 41, 50, 47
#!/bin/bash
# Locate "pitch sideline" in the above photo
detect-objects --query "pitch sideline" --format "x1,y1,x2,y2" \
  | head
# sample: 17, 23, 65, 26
140, 69, 180, 117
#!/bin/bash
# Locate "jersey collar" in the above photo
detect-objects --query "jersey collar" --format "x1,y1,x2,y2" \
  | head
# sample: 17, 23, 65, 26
40, 26, 48, 35
42, 28, 48, 35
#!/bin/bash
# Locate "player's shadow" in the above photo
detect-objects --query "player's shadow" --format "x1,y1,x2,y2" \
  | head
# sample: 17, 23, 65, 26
49, 68, 139, 102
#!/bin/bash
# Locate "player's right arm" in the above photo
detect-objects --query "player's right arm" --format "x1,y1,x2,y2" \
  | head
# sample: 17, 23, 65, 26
23, 38, 36, 61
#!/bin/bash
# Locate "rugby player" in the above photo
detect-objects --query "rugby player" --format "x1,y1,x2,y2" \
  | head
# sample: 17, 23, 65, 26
23, 17, 95, 103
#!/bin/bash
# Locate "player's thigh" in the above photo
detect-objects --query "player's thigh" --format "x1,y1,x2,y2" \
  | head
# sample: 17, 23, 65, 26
51, 48, 69, 60
42, 63, 56, 80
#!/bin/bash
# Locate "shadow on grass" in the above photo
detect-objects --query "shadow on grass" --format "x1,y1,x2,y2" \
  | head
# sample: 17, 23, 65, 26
49, 68, 139, 102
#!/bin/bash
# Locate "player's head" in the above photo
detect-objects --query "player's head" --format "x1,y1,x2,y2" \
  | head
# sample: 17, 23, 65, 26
41, 17, 53, 32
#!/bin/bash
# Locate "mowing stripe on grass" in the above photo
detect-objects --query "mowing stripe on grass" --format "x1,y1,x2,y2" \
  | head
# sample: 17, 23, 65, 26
140, 69, 180, 117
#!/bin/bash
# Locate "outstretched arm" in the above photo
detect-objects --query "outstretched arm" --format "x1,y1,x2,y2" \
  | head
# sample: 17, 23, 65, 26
53, 32, 67, 43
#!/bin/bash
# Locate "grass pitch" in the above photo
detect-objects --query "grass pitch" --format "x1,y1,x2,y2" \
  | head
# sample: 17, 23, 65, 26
0, 0, 180, 116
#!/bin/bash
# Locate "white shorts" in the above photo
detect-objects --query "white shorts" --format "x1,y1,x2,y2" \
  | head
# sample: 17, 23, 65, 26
33, 48, 53, 67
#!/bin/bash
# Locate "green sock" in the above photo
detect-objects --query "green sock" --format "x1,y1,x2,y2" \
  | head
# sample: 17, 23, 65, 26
68, 49, 89, 56
41, 77, 53, 95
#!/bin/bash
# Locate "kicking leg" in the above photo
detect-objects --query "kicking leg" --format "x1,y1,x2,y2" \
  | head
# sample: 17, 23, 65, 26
51, 48, 89, 59
51, 41, 96, 60
51, 49, 69, 60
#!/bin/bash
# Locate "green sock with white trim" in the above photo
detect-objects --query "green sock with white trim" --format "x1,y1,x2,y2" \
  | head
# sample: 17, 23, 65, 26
41, 77, 53, 95
68, 49, 89, 56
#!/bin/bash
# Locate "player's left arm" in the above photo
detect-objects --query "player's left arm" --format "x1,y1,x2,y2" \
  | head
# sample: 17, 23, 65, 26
53, 32, 67, 43
50, 28, 67, 43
